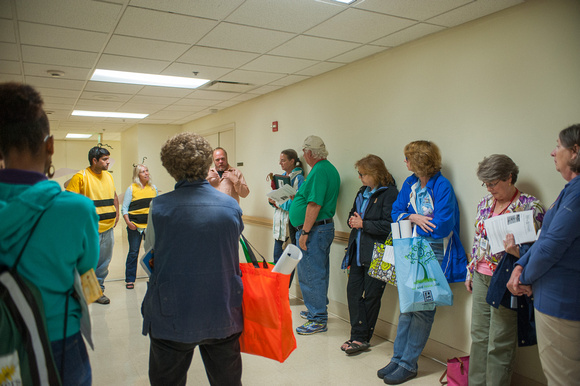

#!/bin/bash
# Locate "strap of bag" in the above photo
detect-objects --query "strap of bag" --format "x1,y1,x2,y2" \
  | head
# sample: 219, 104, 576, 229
240, 234, 268, 269
12, 210, 48, 271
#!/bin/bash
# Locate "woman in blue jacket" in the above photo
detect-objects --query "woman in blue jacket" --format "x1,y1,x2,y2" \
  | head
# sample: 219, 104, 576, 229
378, 140, 467, 385
508, 124, 580, 385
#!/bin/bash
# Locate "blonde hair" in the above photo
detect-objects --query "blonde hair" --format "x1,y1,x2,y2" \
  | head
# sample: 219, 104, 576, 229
132, 164, 152, 187
355, 154, 395, 187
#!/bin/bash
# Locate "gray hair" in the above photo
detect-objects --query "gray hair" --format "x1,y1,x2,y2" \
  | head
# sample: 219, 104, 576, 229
309, 147, 328, 159
559, 124, 580, 173
476, 154, 519, 184
161, 132, 213, 182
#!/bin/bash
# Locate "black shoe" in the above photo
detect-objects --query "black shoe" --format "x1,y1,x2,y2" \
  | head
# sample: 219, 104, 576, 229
377, 362, 399, 379
96, 295, 110, 304
383, 366, 417, 385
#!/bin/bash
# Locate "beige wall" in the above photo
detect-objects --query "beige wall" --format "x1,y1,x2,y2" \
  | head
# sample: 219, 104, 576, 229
179, 0, 579, 384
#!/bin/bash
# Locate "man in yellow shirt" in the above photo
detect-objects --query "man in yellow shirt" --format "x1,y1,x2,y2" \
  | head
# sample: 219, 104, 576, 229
67, 146, 119, 304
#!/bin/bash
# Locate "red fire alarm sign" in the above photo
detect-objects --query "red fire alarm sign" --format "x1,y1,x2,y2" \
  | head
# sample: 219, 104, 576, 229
272, 121, 278, 132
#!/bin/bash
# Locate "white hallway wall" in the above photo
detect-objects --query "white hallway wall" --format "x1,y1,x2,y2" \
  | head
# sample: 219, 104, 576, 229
178, 0, 579, 384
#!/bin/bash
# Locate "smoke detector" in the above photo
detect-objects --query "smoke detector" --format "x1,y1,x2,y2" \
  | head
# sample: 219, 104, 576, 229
47, 70, 65, 78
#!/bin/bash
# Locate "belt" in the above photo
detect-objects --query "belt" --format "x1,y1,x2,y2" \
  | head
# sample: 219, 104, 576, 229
297, 218, 333, 230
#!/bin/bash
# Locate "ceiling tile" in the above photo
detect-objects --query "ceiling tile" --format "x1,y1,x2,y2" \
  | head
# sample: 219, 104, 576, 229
269, 35, 360, 61
19, 22, 108, 52
329, 44, 388, 63
136, 86, 194, 98
75, 99, 125, 110
97, 54, 171, 74
163, 104, 206, 113
355, 0, 472, 21
0, 42, 19, 61
173, 98, 220, 107
197, 23, 294, 54
248, 84, 283, 95
0, 0, 13, 18
177, 46, 258, 69
241, 55, 318, 74
373, 23, 446, 46
16, 0, 122, 32
161, 62, 232, 81
306, 8, 416, 43
117, 103, 166, 114
80, 91, 133, 102
225, 0, 342, 33
21, 46, 98, 68
269, 74, 310, 87
0, 59, 20, 75
296, 61, 344, 76
0, 18, 16, 43
189, 90, 237, 101
23, 62, 91, 80
116, 7, 217, 44
104, 35, 190, 61
219, 69, 285, 85
126, 95, 181, 105
0, 74, 24, 82
24, 75, 85, 91
84, 81, 144, 95
127, 0, 244, 20
36, 87, 81, 99
427, 0, 524, 27
145, 110, 194, 120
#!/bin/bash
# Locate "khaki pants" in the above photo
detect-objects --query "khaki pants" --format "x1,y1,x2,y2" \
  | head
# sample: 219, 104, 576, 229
536, 309, 580, 386
468, 271, 517, 386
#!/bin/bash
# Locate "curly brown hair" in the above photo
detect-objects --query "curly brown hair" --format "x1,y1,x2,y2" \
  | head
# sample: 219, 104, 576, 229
161, 132, 213, 182
355, 154, 395, 187
404, 140, 442, 178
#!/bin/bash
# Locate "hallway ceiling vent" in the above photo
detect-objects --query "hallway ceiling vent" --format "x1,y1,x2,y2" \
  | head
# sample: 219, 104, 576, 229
202, 80, 254, 93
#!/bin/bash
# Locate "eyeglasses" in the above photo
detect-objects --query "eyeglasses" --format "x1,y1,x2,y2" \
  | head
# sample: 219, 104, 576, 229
482, 180, 501, 189
358, 171, 365, 177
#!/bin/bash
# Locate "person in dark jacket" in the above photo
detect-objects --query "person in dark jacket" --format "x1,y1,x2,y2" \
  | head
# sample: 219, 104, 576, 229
340, 154, 398, 355
141, 132, 244, 386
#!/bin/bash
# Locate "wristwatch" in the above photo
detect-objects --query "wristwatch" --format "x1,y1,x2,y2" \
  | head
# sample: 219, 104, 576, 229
302, 230, 310, 236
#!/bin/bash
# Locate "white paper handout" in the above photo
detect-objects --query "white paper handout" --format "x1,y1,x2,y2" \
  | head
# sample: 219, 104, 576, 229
483, 210, 537, 255
266, 184, 297, 204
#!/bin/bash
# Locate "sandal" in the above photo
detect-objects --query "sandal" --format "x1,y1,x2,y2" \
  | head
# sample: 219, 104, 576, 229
345, 341, 370, 355
340, 340, 353, 352
126, 282, 134, 289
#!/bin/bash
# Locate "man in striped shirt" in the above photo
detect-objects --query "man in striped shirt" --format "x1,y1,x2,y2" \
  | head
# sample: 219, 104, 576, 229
67, 146, 119, 304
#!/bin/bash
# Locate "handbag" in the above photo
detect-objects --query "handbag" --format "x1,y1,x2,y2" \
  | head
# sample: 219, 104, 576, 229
238, 235, 297, 363
439, 356, 469, 386
393, 235, 453, 313
367, 234, 397, 286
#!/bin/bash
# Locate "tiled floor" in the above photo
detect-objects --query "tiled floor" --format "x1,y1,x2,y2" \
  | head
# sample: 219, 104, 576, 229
87, 228, 446, 385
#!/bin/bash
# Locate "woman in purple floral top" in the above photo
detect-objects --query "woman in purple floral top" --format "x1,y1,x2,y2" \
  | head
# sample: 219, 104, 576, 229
466, 154, 545, 386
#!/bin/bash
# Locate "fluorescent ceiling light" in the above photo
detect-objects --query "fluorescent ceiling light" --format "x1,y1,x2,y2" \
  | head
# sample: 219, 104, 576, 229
331, 0, 356, 3
72, 110, 148, 119
91, 69, 211, 89
66, 133, 93, 139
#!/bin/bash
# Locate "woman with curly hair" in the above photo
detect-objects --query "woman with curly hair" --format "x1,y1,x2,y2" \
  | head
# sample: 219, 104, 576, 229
378, 140, 467, 384
141, 132, 244, 386
340, 154, 398, 355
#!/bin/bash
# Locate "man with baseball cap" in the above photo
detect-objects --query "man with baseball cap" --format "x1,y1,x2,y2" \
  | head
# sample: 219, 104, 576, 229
289, 135, 340, 335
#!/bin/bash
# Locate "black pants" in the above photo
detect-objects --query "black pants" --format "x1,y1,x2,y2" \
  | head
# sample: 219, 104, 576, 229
346, 264, 386, 342
149, 332, 242, 386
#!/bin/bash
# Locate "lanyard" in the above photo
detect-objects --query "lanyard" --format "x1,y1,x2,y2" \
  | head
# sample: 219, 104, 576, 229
490, 188, 519, 217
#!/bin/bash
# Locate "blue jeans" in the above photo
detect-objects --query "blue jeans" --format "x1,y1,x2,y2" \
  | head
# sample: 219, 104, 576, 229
391, 309, 436, 372
296, 222, 334, 324
96, 228, 114, 291
126, 227, 144, 283
50, 331, 91, 386
273, 239, 284, 263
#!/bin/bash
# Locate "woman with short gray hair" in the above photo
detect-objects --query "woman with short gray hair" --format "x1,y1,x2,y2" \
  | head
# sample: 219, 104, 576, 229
466, 154, 545, 386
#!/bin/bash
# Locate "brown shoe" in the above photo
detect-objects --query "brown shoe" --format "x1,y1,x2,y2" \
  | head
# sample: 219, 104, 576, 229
96, 295, 110, 304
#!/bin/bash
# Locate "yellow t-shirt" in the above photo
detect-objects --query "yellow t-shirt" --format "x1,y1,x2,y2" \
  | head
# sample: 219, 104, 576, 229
128, 183, 156, 229
67, 167, 116, 233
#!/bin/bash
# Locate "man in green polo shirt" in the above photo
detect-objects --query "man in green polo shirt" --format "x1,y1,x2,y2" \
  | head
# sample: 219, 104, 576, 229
289, 135, 340, 335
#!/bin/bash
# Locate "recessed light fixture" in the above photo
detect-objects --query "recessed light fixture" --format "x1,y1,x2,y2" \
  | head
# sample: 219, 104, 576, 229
330, 0, 356, 3
91, 69, 211, 89
66, 133, 93, 139
72, 110, 148, 119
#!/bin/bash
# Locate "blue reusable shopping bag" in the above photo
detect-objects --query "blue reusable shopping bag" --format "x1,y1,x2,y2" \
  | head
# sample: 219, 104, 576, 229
393, 236, 453, 313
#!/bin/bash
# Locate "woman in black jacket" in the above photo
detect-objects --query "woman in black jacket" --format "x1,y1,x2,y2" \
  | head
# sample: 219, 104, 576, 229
341, 154, 398, 355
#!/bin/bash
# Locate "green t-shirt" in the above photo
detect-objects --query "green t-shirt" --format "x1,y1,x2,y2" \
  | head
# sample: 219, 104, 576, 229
289, 159, 340, 227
